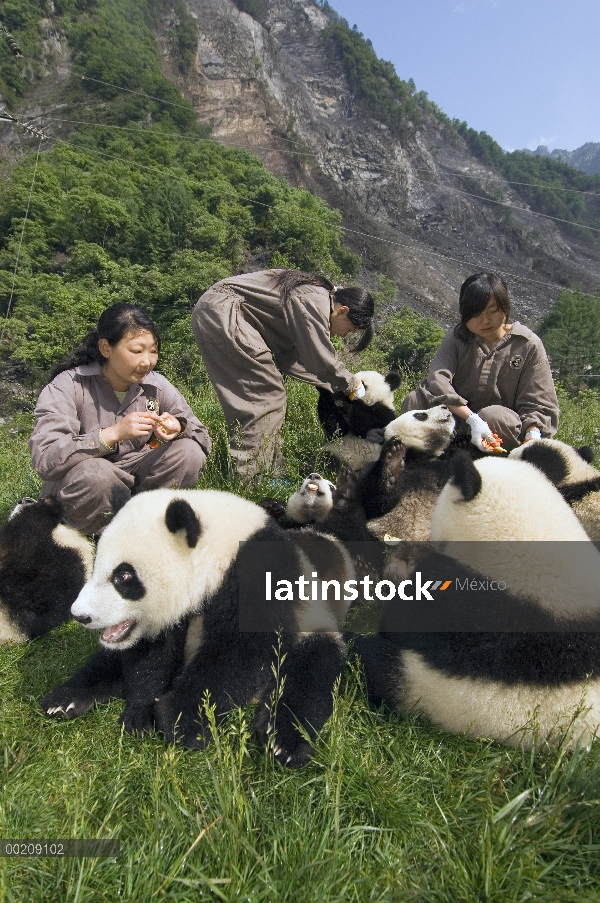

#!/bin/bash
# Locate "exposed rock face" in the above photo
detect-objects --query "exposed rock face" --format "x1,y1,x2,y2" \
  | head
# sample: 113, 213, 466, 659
526, 143, 600, 176
157, 0, 600, 324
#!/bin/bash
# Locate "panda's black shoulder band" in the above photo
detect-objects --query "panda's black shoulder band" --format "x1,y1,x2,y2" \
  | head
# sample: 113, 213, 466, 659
165, 499, 201, 548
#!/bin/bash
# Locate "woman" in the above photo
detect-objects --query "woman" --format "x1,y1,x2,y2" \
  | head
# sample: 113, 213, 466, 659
401, 272, 559, 451
192, 269, 375, 476
30, 303, 211, 536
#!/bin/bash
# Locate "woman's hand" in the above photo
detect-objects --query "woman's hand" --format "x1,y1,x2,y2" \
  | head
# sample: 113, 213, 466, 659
466, 412, 499, 452
152, 412, 182, 442
101, 411, 160, 447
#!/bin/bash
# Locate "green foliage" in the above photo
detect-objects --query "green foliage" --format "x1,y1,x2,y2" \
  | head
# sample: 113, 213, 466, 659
349, 280, 444, 387
0, 134, 359, 384
0, 0, 46, 105
453, 122, 600, 243
322, 22, 427, 137
539, 289, 600, 390
169, 1, 199, 76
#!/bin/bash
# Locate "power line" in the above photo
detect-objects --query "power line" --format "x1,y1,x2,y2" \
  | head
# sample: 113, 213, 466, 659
1, 138, 43, 342
37, 133, 570, 294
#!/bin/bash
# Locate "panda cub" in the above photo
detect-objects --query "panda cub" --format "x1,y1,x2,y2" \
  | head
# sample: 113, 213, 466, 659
285, 473, 336, 525
41, 489, 357, 768
0, 497, 94, 642
358, 405, 456, 541
510, 439, 600, 541
354, 453, 600, 749
319, 370, 401, 471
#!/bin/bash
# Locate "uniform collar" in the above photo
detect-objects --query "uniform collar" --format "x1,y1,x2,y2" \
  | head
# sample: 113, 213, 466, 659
76, 363, 160, 406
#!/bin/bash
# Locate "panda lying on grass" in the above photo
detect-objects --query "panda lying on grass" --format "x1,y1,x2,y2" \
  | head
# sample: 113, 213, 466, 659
353, 453, 600, 749
0, 497, 94, 643
358, 405, 456, 541
42, 488, 366, 768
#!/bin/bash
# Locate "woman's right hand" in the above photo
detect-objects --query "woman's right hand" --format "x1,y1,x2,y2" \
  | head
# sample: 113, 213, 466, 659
101, 412, 160, 446
466, 412, 499, 452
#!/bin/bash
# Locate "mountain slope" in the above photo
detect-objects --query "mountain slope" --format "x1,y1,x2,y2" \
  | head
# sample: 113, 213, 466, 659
156, 0, 600, 322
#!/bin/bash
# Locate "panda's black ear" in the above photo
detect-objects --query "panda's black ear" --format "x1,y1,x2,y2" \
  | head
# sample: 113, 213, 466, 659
165, 499, 201, 548
577, 445, 595, 464
451, 452, 482, 501
518, 443, 567, 485
385, 372, 402, 391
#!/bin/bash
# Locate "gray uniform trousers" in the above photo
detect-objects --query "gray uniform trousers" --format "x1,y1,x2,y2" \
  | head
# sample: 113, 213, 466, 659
192, 290, 288, 477
401, 390, 523, 450
40, 439, 206, 536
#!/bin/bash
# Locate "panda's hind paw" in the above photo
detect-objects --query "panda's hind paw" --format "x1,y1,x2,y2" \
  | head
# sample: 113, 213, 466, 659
120, 703, 155, 735
154, 696, 210, 749
255, 704, 314, 768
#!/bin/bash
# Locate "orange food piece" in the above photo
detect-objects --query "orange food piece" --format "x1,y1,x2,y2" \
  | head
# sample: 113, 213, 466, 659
481, 433, 506, 453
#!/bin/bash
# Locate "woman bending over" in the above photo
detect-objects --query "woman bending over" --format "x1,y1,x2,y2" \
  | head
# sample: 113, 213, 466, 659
192, 269, 374, 477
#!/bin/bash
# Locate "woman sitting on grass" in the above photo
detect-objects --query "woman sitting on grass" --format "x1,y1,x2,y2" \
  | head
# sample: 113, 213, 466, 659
30, 302, 211, 536
401, 272, 559, 452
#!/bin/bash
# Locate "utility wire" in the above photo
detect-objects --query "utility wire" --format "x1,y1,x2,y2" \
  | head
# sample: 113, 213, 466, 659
1, 138, 44, 340
41, 133, 570, 293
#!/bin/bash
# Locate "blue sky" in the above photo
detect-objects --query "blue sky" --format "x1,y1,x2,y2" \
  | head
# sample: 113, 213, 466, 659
327, 0, 600, 152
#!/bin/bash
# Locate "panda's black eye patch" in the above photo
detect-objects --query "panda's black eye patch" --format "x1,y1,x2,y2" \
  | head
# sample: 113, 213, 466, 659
111, 563, 145, 600
413, 412, 428, 421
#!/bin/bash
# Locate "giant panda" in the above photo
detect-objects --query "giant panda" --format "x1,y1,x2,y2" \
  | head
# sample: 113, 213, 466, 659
261, 468, 386, 584
510, 439, 600, 541
0, 497, 94, 642
320, 370, 401, 471
357, 405, 456, 541
353, 453, 600, 749
41, 489, 360, 768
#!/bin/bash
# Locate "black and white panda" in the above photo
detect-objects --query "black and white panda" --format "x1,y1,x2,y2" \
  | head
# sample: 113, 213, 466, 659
0, 497, 94, 642
320, 370, 401, 471
287, 472, 338, 524
510, 439, 600, 541
41, 488, 359, 767
354, 453, 600, 749
357, 405, 456, 541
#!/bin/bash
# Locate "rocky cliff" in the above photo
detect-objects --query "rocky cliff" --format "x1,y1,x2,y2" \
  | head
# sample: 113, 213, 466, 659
1, 0, 599, 327
152, 0, 600, 325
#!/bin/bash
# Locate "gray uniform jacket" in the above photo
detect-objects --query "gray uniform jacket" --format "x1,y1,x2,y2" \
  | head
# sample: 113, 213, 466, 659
30, 363, 211, 484
413, 323, 559, 437
209, 270, 360, 393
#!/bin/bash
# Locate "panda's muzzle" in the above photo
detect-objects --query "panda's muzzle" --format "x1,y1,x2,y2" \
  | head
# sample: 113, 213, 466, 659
72, 613, 93, 625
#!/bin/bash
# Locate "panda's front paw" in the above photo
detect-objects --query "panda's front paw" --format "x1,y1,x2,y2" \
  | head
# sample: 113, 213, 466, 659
41, 686, 96, 720
154, 695, 210, 749
254, 703, 314, 768
120, 703, 155, 735
258, 498, 287, 522
333, 465, 358, 507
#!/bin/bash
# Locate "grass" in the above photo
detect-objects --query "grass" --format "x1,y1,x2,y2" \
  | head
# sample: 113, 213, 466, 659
1, 375, 600, 900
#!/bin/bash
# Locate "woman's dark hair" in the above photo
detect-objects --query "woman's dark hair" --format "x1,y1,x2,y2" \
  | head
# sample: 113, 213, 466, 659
454, 272, 511, 342
49, 303, 161, 382
271, 269, 375, 352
